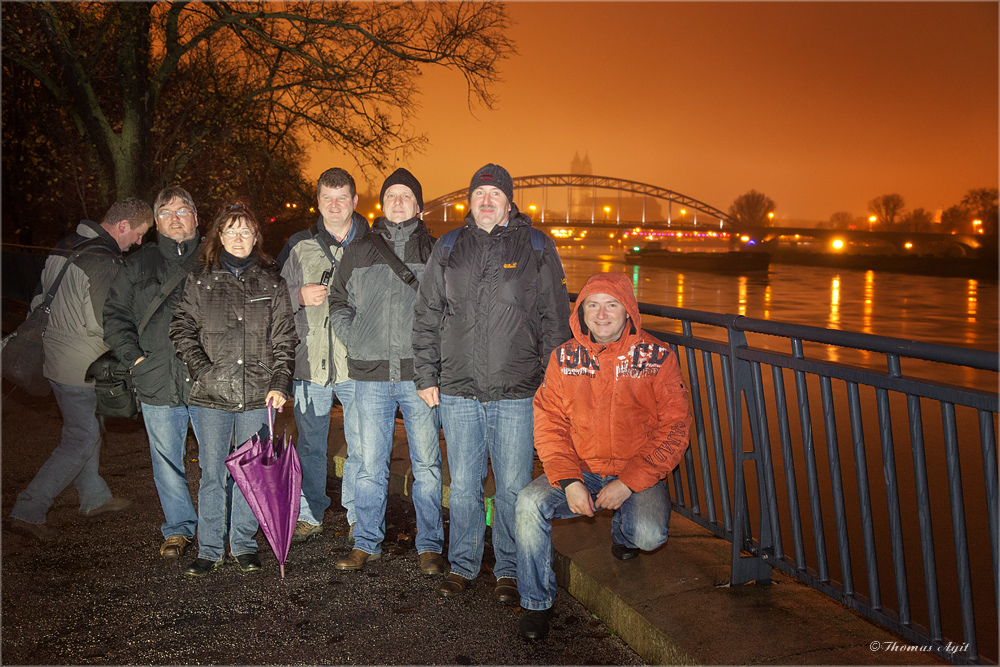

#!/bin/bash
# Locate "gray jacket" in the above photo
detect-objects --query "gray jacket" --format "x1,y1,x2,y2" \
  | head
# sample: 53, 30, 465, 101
328, 216, 435, 382
31, 220, 123, 387
277, 214, 369, 386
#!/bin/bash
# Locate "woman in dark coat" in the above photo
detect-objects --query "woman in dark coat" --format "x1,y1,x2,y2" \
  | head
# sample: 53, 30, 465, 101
169, 202, 298, 576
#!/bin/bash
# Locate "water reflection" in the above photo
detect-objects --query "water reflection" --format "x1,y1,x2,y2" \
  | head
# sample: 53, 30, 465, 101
968, 278, 978, 323
862, 271, 875, 334
555, 243, 998, 391
828, 276, 841, 329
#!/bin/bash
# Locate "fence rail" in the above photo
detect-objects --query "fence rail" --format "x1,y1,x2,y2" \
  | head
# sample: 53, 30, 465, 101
632, 299, 998, 666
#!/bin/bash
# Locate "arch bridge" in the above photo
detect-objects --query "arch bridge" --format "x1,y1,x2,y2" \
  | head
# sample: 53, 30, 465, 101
422, 174, 737, 231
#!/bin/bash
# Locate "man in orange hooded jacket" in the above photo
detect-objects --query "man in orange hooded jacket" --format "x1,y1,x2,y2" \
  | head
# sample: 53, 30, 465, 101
515, 272, 692, 640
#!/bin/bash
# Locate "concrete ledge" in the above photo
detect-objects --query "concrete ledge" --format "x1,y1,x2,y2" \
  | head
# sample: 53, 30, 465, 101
296, 408, 946, 665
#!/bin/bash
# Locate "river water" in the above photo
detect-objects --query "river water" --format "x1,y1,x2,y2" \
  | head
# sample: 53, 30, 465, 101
557, 242, 998, 660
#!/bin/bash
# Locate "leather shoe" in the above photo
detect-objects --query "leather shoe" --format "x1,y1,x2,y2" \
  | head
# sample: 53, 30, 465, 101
81, 497, 132, 517
9, 518, 56, 542
335, 548, 380, 571
495, 577, 519, 604
160, 535, 190, 558
236, 553, 262, 572
437, 572, 469, 597
519, 607, 555, 640
612, 542, 640, 560
184, 558, 222, 577
418, 552, 446, 575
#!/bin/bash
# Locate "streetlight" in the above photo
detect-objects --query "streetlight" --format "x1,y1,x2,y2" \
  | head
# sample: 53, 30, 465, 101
767, 211, 774, 226
973, 219, 983, 234
868, 215, 877, 231
603, 205, 610, 222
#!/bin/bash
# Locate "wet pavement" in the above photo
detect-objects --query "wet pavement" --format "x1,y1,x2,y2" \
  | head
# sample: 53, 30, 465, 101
1, 387, 643, 665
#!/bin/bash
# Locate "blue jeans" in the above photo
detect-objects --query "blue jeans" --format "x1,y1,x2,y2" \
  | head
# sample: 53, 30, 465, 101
292, 380, 358, 526
439, 395, 535, 580
352, 381, 443, 555
189, 406, 267, 561
10, 381, 112, 523
515, 472, 671, 610
141, 403, 198, 540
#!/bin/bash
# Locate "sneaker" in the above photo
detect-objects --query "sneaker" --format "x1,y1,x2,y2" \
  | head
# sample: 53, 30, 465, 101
81, 497, 133, 518
292, 520, 323, 543
160, 535, 190, 558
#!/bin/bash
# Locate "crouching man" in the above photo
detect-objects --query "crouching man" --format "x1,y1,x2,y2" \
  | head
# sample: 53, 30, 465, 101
515, 272, 692, 640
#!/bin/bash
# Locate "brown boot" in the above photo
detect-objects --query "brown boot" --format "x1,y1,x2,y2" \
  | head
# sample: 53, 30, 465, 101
159, 535, 190, 558
437, 572, 469, 597
9, 518, 57, 542
335, 548, 380, 571
418, 552, 446, 575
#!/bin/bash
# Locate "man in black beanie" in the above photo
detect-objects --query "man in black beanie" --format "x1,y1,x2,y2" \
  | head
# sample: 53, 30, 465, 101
328, 167, 445, 576
412, 163, 572, 604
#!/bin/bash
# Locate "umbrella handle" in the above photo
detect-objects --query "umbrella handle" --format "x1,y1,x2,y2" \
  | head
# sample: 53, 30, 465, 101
266, 397, 275, 440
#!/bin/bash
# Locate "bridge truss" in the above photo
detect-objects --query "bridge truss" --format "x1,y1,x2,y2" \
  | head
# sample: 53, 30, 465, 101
422, 174, 737, 230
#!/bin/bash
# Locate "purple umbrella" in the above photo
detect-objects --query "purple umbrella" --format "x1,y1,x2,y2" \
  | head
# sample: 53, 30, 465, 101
225, 402, 302, 578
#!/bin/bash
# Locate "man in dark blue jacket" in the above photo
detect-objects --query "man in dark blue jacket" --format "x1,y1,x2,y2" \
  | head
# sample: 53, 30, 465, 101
413, 164, 571, 602
104, 186, 202, 558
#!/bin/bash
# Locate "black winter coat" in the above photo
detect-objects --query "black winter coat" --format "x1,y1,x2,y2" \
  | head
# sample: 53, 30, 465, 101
412, 205, 572, 401
103, 233, 201, 406
168, 259, 298, 412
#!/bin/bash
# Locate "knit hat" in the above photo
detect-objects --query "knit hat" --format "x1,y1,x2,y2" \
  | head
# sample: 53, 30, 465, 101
468, 163, 514, 203
380, 167, 423, 213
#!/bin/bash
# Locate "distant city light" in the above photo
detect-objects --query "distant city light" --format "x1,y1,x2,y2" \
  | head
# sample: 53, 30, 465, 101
904, 242, 913, 249
832, 239, 845, 250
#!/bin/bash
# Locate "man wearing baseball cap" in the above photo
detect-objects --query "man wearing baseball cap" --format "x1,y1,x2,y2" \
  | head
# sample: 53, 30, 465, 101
328, 167, 445, 575
413, 163, 571, 603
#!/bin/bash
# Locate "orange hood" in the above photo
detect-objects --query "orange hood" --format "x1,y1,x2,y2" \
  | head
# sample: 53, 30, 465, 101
570, 272, 641, 346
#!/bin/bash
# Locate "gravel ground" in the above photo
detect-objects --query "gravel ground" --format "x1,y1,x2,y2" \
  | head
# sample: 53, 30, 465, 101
1, 385, 644, 666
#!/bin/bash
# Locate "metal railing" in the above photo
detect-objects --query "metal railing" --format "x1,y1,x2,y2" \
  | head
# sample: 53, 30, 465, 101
637, 300, 997, 665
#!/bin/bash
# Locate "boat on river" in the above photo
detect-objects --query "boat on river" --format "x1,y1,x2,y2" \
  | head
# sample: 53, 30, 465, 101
624, 241, 771, 272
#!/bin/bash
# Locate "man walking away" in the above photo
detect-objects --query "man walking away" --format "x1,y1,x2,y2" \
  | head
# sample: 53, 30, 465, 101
8, 198, 153, 540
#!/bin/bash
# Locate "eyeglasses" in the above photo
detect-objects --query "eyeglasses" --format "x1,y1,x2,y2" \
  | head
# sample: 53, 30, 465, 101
157, 208, 193, 220
222, 229, 255, 239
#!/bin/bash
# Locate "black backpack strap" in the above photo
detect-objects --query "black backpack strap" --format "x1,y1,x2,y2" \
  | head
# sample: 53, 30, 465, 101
38, 237, 105, 313
370, 234, 419, 291
135, 243, 202, 337
310, 226, 338, 269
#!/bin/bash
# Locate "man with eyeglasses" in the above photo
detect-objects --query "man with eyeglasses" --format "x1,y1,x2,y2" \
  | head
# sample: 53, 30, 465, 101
104, 186, 202, 558
276, 168, 369, 544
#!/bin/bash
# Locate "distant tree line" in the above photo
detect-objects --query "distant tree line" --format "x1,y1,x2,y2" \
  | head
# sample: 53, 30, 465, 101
730, 188, 997, 235
1, 1, 512, 247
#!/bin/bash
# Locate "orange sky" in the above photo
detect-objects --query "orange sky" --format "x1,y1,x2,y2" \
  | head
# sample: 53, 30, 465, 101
308, 2, 998, 224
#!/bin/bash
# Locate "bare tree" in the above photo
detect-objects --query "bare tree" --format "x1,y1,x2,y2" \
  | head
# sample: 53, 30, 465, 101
728, 190, 775, 227
902, 207, 935, 233
961, 188, 998, 234
2, 1, 513, 203
827, 211, 856, 229
868, 194, 905, 229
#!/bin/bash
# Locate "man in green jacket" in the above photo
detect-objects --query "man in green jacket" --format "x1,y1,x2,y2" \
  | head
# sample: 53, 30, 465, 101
277, 168, 369, 542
